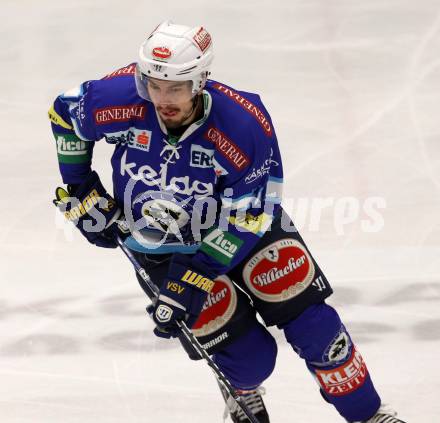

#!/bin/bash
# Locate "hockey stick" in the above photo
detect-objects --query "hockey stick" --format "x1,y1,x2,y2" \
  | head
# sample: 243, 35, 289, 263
116, 235, 261, 423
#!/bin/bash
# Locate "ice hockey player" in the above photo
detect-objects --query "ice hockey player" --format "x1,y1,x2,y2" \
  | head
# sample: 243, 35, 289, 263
50, 21, 407, 423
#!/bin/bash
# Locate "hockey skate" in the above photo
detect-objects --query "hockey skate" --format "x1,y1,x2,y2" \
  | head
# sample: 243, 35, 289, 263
355, 403, 407, 423
219, 383, 270, 423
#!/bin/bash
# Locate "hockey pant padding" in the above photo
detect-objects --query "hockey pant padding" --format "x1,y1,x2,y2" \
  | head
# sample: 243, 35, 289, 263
279, 302, 381, 422
213, 322, 277, 390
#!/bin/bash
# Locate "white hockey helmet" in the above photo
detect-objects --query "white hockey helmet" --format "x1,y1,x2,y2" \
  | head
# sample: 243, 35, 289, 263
135, 21, 214, 103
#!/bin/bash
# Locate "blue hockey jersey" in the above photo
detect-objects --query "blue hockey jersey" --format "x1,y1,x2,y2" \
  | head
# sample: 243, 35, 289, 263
49, 64, 284, 276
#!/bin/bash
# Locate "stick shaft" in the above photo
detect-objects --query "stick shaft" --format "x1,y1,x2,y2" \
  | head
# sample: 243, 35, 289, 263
116, 236, 260, 423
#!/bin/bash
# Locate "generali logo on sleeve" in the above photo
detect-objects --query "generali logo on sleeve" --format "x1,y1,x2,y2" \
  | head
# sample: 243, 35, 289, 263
94, 105, 146, 125
212, 83, 272, 137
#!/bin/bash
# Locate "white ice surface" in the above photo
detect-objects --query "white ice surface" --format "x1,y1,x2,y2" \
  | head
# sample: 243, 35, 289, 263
1, 0, 439, 422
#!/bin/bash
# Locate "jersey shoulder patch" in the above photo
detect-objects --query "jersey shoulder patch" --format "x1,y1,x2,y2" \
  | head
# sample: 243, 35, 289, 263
207, 81, 273, 138
48, 104, 73, 130
102, 63, 137, 80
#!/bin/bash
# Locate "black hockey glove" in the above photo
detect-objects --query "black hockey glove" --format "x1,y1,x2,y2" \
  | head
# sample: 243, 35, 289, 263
151, 253, 217, 338
53, 171, 125, 248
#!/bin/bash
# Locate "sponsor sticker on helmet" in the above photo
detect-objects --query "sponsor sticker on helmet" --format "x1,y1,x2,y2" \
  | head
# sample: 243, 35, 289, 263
152, 47, 172, 60
192, 276, 237, 337
193, 27, 212, 52
242, 239, 315, 302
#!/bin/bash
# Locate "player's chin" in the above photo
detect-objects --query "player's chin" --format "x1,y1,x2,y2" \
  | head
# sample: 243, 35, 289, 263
162, 116, 184, 128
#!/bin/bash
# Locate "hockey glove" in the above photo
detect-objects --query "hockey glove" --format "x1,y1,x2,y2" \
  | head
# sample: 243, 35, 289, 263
53, 171, 124, 248
151, 253, 217, 338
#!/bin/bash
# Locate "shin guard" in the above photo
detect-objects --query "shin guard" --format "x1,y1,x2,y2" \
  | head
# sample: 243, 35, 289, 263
280, 303, 381, 422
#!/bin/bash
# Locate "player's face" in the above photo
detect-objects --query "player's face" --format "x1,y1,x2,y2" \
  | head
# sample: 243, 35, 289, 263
147, 78, 196, 128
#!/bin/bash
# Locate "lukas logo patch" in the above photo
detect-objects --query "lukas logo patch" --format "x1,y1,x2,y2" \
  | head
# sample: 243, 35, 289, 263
192, 276, 237, 337
242, 239, 315, 302
190, 144, 214, 168
200, 229, 243, 266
